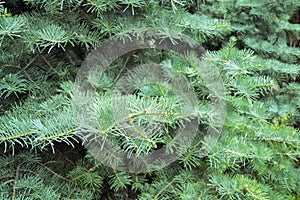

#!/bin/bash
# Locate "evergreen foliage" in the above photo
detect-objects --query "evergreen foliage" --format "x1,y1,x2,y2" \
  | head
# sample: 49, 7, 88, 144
0, 0, 300, 199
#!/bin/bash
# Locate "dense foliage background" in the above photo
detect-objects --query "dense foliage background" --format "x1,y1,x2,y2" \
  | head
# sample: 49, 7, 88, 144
0, 0, 300, 199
